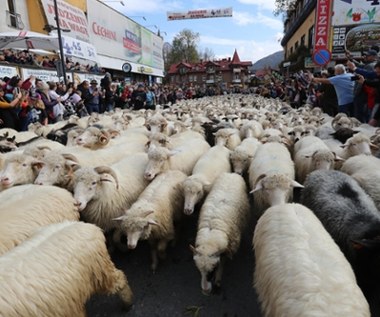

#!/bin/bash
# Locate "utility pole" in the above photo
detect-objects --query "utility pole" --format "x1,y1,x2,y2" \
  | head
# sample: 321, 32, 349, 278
53, 0, 67, 85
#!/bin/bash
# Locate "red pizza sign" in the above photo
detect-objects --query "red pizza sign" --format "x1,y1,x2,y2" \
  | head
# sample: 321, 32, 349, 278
313, 0, 333, 64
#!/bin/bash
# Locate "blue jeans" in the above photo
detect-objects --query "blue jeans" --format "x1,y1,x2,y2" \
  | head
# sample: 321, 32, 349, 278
338, 102, 354, 117
86, 103, 99, 114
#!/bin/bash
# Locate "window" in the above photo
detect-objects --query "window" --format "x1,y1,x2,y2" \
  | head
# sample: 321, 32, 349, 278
301, 35, 306, 47
290, 47, 294, 55
308, 26, 314, 49
6, 0, 23, 29
295, 41, 299, 50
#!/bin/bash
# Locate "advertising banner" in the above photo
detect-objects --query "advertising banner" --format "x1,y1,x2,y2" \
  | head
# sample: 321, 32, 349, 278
61, 36, 98, 62
313, 0, 333, 65
40, 0, 90, 43
0, 65, 19, 78
20, 67, 72, 82
87, 0, 164, 71
331, 23, 380, 59
167, 7, 233, 21
332, 0, 380, 26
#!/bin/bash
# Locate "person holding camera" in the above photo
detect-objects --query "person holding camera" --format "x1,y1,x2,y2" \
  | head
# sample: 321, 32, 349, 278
81, 80, 100, 114
309, 64, 355, 116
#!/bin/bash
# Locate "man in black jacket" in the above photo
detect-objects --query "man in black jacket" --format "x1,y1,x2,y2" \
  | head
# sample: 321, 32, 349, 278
131, 84, 147, 110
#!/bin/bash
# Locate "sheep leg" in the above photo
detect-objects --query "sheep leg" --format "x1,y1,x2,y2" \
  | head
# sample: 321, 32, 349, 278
214, 256, 225, 288
157, 239, 169, 260
149, 240, 159, 272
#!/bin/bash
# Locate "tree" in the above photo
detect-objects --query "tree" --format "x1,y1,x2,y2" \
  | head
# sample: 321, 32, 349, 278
198, 47, 215, 61
274, 0, 296, 16
165, 29, 200, 70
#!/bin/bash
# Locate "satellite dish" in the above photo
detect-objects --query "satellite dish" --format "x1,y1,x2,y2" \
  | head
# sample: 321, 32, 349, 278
122, 63, 132, 73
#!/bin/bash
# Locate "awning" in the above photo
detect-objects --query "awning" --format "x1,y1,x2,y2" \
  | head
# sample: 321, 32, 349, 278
97, 55, 164, 77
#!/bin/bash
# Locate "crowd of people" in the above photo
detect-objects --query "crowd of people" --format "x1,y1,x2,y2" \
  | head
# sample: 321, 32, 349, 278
255, 46, 380, 126
1, 45, 380, 131
0, 49, 104, 74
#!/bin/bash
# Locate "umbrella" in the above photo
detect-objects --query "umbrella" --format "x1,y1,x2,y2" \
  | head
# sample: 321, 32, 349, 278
0, 31, 60, 51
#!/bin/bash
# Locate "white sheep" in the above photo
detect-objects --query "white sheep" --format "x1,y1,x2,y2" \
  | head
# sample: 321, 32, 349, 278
72, 153, 150, 233
0, 184, 79, 255
253, 203, 370, 317
191, 173, 250, 294
239, 121, 264, 139
144, 138, 210, 180
341, 154, 380, 211
0, 221, 133, 317
114, 170, 187, 271
214, 128, 242, 150
293, 135, 341, 183
182, 145, 231, 215
249, 141, 302, 216
230, 137, 261, 175
0, 152, 40, 190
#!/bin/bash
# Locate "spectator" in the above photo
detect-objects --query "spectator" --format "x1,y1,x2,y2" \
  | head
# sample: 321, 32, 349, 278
84, 80, 101, 114
316, 69, 338, 116
131, 84, 147, 110
0, 86, 21, 130
145, 86, 156, 110
309, 64, 355, 116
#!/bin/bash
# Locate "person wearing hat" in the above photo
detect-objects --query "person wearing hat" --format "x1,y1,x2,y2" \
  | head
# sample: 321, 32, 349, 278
84, 79, 100, 114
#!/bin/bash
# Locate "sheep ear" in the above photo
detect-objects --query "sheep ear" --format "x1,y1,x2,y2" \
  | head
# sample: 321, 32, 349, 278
141, 210, 154, 218
292, 180, 304, 188
168, 149, 180, 156
370, 142, 379, 150
148, 219, 159, 226
189, 244, 197, 254
250, 179, 264, 193
113, 215, 127, 221
333, 152, 345, 162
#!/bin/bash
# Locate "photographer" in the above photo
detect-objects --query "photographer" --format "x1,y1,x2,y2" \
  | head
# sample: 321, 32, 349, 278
85, 80, 100, 114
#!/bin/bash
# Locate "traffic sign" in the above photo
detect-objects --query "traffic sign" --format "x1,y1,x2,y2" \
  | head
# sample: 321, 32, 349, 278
312, 49, 331, 66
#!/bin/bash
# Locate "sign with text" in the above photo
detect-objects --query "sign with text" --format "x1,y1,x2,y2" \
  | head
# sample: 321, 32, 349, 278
61, 36, 98, 62
313, 0, 333, 65
332, 0, 380, 26
167, 7, 232, 21
41, 0, 90, 43
332, 23, 380, 59
0, 65, 19, 78
20, 67, 72, 82
87, 0, 164, 71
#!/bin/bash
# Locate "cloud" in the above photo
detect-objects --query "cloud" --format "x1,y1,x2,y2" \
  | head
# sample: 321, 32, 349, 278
237, 0, 276, 11
233, 11, 283, 30
200, 35, 283, 63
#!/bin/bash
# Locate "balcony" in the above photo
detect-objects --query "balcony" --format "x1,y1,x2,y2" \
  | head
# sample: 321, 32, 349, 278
6, 10, 24, 30
206, 68, 216, 74
281, 0, 316, 46
233, 68, 241, 73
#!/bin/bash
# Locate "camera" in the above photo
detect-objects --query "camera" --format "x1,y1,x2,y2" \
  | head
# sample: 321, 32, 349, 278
351, 75, 360, 81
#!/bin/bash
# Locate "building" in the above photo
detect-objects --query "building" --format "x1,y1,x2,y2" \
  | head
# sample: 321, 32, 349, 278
167, 50, 252, 90
281, 0, 380, 67
281, 0, 316, 61
0, 0, 164, 83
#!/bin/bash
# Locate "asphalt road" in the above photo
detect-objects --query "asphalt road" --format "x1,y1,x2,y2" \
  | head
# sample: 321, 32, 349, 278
86, 208, 263, 317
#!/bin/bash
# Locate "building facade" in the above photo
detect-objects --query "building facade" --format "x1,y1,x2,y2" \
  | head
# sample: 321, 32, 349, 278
0, 0, 164, 83
167, 50, 252, 90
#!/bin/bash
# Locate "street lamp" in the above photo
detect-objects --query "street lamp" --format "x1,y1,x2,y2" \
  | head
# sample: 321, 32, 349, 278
103, 0, 125, 6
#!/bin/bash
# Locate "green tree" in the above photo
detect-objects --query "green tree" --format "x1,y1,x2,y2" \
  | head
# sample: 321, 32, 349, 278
166, 29, 200, 69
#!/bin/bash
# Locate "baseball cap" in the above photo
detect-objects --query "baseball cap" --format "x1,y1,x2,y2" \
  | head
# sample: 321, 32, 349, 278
90, 79, 98, 85
364, 49, 378, 56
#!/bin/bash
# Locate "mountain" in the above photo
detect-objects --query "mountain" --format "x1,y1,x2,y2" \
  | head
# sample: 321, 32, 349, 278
251, 51, 284, 71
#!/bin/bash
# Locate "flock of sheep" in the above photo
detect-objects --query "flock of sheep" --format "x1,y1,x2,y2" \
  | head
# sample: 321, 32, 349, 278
0, 93, 380, 316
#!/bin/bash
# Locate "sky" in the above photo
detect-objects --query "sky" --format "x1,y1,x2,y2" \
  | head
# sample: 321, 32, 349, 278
104, 0, 284, 63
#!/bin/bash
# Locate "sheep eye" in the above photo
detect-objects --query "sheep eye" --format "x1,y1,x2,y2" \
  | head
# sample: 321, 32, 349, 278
22, 163, 27, 167
91, 181, 97, 185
